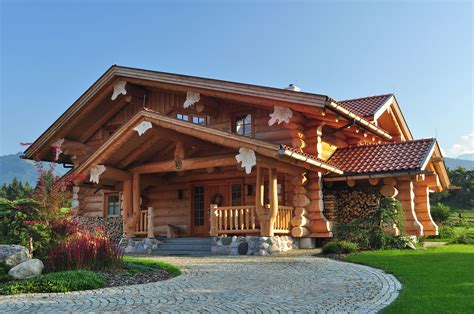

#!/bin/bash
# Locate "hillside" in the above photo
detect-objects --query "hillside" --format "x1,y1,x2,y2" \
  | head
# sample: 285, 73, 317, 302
0, 152, 68, 185
444, 157, 474, 170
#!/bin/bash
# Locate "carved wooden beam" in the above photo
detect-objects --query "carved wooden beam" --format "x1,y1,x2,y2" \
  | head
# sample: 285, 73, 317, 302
131, 154, 237, 174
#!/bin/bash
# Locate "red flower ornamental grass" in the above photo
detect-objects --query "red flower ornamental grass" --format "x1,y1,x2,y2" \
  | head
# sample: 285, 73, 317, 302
47, 232, 123, 272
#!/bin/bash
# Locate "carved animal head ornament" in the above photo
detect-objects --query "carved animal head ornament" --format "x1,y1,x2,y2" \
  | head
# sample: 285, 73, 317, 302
235, 148, 256, 174
90, 165, 106, 184
133, 121, 153, 136
111, 81, 127, 100
183, 91, 200, 109
51, 138, 65, 161
268, 106, 293, 126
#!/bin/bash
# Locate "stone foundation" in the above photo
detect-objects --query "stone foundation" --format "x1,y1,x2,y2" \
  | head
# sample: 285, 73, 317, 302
118, 237, 161, 254
211, 235, 298, 256
76, 216, 123, 243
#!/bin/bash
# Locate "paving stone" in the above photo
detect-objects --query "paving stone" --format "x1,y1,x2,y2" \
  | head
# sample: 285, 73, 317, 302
0, 255, 400, 313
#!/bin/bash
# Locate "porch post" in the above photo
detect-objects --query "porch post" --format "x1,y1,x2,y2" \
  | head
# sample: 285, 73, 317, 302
130, 172, 141, 233
268, 168, 278, 237
209, 204, 218, 236
122, 178, 133, 237
147, 207, 155, 238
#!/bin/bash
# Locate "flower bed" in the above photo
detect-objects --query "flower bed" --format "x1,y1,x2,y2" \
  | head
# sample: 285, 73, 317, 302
0, 256, 180, 295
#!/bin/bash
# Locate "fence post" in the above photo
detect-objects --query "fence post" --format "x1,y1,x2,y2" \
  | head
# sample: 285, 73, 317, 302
147, 207, 154, 238
209, 204, 218, 236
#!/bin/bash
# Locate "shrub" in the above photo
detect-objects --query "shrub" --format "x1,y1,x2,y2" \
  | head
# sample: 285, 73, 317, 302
430, 203, 451, 224
47, 231, 123, 272
438, 226, 456, 240
0, 270, 105, 295
450, 232, 474, 245
334, 197, 405, 250
0, 262, 11, 284
322, 241, 359, 254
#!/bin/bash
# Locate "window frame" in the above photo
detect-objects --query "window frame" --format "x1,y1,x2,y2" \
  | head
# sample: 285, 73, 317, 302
103, 192, 121, 217
232, 111, 254, 137
176, 112, 207, 125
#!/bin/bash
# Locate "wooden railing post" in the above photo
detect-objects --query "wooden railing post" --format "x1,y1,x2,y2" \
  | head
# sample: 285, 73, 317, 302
147, 207, 154, 238
210, 204, 218, 236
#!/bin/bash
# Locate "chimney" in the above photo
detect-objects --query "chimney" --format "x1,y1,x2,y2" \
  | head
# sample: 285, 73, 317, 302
284, 84, 301, 92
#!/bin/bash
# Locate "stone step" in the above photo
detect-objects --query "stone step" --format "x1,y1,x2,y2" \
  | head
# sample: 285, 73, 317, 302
160, 238, 212, 245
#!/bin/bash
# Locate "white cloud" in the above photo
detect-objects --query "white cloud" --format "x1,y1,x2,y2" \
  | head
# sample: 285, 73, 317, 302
445, 133, 474, 157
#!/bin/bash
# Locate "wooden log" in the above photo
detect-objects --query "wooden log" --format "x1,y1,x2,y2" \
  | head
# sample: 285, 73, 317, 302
291, 138, 306, 149
380, 185, 398, 197
131, 154, 237, 174
292, 194, 311, 207
294, 207, 308, 216
291, 215, 310, 227
291, 226, 309, 237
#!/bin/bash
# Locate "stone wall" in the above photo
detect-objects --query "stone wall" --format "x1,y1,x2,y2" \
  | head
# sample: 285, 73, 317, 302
211, 236, 297, 256
323, 182, 382, 224
76, 216, 123, 243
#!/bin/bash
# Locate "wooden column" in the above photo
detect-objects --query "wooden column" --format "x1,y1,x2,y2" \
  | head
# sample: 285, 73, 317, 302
396, 177, 423, 236
255, 166, 264, 212
266, 168, 278, 237
122, 178, 133, 237
209, 204, 218, 236
147, 207, 155, 238
130, 173, 141, 230
306, 171, 332, 237
414, 182, 438, 236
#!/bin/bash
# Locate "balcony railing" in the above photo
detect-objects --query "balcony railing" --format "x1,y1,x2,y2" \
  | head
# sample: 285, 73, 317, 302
210, 204, 293, 236
135, 209, 149, 235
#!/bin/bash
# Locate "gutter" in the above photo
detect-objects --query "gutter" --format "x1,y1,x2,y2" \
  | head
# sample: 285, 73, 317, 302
322, 170, 432, 182
278, 145, 343, 174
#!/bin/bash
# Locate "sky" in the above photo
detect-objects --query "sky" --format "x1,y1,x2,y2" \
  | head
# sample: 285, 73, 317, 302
0, 0, 472, 158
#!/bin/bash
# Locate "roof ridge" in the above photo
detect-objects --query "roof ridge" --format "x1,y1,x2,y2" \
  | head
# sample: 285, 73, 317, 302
338, 93, 393, 103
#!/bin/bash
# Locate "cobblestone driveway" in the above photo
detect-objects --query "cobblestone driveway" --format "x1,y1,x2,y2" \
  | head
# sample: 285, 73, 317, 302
0, 255, 401, 313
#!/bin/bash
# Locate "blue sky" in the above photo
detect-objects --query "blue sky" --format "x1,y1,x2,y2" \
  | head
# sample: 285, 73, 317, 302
1, 0, 472, 157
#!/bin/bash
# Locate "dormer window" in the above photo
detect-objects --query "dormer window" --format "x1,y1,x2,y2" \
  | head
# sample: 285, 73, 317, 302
234, 113, 253, 137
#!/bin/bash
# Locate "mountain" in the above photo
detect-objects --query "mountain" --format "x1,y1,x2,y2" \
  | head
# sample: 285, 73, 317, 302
444, 157, 474, 170
457, 153, 474, 161
0, 152, 68, 185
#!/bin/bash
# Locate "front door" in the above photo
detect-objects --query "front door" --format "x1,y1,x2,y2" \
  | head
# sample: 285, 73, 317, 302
191, 182, 234, 236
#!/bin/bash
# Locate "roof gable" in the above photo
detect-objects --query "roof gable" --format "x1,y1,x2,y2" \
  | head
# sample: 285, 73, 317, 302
338, 94, 393, 117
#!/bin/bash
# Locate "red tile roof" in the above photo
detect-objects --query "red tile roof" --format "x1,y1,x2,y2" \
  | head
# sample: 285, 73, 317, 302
338, 94, 392, 117
328, 139, 436, 175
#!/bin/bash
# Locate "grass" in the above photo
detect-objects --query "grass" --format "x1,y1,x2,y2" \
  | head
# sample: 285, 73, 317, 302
426, 226, 474, 242
123, 256, 181, 277
0, 270, 105, 295
345, 245, 474, 313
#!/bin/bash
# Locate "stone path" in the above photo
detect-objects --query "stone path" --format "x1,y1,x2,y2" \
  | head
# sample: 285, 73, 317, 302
0, 255, 401, 313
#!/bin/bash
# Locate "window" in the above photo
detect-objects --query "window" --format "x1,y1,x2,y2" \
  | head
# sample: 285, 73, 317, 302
234, 114, 252, 137
176, 113, 189, 121
106, 194, 120, 216
193, 186, 205, 226
176, 113, 206, 125
231, 184, 243, 206
192, 116, 205, 125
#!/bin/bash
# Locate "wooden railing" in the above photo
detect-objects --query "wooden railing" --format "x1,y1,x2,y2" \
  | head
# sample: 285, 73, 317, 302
210, 205, 260, 235
135, 209, 148, 235
274, 206, 293, 234
210, 204, 294, 236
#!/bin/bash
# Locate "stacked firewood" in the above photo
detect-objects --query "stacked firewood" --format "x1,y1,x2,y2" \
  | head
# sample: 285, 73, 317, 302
323, 186, 381, 224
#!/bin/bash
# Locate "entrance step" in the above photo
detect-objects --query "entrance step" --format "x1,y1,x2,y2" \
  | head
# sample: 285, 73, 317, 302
152, 237, 212, 256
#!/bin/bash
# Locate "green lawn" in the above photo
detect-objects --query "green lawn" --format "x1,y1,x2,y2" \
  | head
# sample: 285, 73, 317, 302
345, 245, 474, 313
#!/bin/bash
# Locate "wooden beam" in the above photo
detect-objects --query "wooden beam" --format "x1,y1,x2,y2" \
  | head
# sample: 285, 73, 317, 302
101, 166, 131, 182
116, 135, 161, 168
268, 168, 278, 236
122, 178, 133, 236
130, 154, 238, 174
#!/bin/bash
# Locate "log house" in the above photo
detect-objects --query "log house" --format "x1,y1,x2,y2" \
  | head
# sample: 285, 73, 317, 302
23, 65, 450, 243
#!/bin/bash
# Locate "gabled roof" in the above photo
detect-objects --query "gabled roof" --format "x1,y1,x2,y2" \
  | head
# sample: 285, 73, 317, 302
328, 138, 436, 175
338, 94, 393, 118
23, 65, 393, 161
